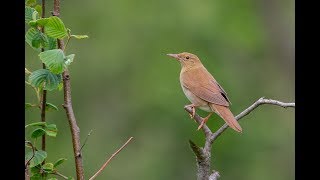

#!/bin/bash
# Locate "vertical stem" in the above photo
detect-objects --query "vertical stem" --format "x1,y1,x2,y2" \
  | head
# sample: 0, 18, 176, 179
53, 1, 85, 179
40, 0, 47, 155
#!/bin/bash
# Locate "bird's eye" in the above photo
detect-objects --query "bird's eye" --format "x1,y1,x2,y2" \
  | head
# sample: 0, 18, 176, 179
186, 56, 190, 59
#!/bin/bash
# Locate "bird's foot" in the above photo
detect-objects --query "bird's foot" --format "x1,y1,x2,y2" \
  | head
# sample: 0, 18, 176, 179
197, 112, 213, 130
185, 104, 196, 119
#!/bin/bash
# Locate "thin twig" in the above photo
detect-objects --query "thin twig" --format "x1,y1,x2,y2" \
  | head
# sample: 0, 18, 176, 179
80, 130, 93, 151
53, 171, 69, 179
209, 97, 295, 143
53, 0, 85, 179
25, 141, 36, 168
89, 137, 134, 180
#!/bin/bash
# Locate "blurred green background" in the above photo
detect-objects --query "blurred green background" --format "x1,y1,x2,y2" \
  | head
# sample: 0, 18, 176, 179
25, 0, 295, 179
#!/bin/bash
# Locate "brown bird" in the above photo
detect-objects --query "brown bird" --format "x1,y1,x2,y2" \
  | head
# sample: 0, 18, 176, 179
167, 52, 242, 132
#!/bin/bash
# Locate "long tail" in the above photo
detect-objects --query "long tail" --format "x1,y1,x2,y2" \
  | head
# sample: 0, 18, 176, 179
210, 104, 242, 133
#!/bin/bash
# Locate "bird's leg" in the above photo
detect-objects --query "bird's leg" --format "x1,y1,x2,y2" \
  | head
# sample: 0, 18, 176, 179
197, 112, 213, 130
185, 104, 196, 119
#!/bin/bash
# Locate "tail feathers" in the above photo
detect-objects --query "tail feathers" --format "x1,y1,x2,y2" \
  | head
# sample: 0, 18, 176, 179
210, 104, 242, 133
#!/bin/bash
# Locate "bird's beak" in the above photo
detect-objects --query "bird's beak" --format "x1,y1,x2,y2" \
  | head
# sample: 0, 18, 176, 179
167, 53, 180, 61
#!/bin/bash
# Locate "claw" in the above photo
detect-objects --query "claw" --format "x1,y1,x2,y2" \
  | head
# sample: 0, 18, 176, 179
185, 104, 196, 119
196, 112, 213, 130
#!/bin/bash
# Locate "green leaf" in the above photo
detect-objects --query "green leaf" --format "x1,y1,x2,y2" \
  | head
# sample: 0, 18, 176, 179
42, 163, 54, 172
39, 49, 65, 74
36, 18, 50, 26
58, 82, 63, 91
67, 177, 75, 180
48, 178, 58, 180
44, 16, 67, 39
54, 158, 67, 167
26, 28, 38, 48
44, 36, 57, 50
29, 69, 61, 91
28, 20, 38, 27
46, 102, 58, 111
25, 150, 47, 167
45, 124, 58, 137
25, 6, 38, 23
30, 166, 41, 174
34, 5, 42, 16
25, 103, 35, 109
65, 54, 75, 66
32, 10, 39, 21
31, 128, 46, 139
25, 122, 47, 128
25, 28, 48, 50
71, 35, 89, 39
30, 174, 42, 180
26, 0, 36, 6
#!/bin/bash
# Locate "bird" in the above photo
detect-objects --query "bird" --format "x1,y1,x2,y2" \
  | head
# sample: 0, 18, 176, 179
167, 52, 242, 132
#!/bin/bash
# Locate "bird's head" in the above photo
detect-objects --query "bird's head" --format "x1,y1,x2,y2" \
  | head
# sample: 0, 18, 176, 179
167, 52, 202, 68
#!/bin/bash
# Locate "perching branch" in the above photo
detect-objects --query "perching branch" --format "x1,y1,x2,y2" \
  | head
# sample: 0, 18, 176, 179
209, 97, 295, 143
53, 0, 84, 179
89, 137, 134, 180
184, 97, 295, 180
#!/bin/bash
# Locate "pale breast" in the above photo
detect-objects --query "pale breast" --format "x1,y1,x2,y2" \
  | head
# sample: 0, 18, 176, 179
180, 83, 212, 112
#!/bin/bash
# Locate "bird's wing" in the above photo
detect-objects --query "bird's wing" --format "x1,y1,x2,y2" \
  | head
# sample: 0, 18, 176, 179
181, 67, 231, 107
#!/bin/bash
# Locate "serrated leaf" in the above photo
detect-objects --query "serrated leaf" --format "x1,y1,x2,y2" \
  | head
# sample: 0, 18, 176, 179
65, 54, 75, 66
46, 102, 58, 111
28, 20, 38, 27
42, 163, 54, 172
32, 10, 38, 21
25, 122, 47, 128
29, 69, 61, 91
26, 0, 36, 6
44, 36, 57, 50
25, 150, 47, 167
45, 124, 58, 137
54, 158, 67, 167
71, 35, 89, 39
44, 16, 67, 39
26, 28, 38, 48
39, 49, 65, 74
25, 103, 35, 109
30, 174, 42, 180
31, 128, 46, 139
36, 18, 50, 26
25, 6, 38, 23
25, 28, 48, 50
34, 5, 42, 15
30, 166, 41, 174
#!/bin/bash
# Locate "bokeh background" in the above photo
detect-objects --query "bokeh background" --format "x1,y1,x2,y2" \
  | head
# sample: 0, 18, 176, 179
25, 0, 295, 179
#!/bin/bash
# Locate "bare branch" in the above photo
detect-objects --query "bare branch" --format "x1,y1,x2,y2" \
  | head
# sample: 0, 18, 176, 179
89, 137, 134, 180
80, 130, 93, 151
53, 0, 84, 179
209, 97, 295, 143
188, 140, 205, 161
25, 141, 35, 168
185, 97, 295, 180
